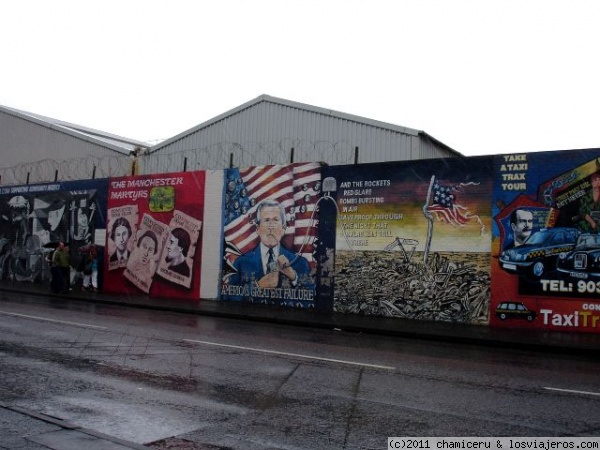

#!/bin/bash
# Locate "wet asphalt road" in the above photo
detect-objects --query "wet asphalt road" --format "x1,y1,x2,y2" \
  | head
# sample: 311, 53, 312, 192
0, 291, 599, 450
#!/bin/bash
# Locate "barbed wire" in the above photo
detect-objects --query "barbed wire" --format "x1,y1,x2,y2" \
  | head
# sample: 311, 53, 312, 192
0, 155, 132, 185
0, 139, 359, 185
143, 139, 358, 173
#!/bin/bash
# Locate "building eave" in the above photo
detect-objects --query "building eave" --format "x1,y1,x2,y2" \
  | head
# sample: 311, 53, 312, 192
0, 105, 149, 155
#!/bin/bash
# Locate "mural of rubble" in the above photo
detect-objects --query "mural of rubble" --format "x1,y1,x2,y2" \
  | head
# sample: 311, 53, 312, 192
323, 156, 493, 324
334, 250, 490, 323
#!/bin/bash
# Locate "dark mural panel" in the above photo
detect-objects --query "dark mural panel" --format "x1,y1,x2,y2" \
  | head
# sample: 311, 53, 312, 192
492, 149, 600, 333
0, 179, 108, 286
323, 156, 494, 324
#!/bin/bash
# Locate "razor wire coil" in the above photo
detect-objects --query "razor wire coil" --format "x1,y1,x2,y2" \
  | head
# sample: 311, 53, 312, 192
0, 139, 358, 186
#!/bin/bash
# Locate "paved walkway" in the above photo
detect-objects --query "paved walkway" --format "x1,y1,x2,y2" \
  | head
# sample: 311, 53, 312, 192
1, 279, 599, 449
0, 401, 149, 450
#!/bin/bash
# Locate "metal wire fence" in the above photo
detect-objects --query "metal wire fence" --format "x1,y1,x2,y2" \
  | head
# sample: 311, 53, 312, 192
142, 139, 358, 174
0, 155, 132, 185
0, 139, 361, 185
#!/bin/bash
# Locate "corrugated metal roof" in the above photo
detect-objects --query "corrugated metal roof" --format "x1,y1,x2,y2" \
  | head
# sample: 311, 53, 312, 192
148, 94, 461, 157
0, 105, 149, 155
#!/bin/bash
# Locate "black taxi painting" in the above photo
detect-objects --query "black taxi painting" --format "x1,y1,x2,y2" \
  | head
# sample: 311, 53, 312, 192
499, 227, 579, 279
557, 233, 600, 281
495, 301, 537, 322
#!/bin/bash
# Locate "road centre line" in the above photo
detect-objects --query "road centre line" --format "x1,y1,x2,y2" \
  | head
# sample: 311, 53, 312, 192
183, 339, 396, 370
0, 311, 107, 330
544, 387, 600, 397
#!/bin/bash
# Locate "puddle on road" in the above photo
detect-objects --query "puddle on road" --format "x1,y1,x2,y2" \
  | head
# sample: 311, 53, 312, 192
17, 396, 234, 444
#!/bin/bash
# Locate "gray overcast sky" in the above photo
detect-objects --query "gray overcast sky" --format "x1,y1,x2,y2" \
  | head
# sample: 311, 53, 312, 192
1, 0, 598, 156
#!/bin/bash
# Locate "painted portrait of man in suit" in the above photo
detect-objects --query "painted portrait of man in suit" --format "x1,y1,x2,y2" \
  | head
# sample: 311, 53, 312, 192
228, 199, 311, 289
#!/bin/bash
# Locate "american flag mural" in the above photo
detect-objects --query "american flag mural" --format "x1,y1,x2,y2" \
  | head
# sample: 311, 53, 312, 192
427, 177, 484, 233
223, 163, 322, 275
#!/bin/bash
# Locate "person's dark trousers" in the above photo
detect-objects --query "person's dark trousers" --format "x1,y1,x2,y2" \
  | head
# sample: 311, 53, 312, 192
50, 267, 62, 293
60, 267, 70, 293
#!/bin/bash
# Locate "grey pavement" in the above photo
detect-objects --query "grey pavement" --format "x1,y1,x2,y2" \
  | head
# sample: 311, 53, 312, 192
0, 401, 149, 450
1, 279, 599, 449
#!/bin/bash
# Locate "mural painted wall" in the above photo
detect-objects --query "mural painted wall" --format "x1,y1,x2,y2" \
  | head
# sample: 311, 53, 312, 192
322, 157, 494, 323
492, 149, 600, 333
219, 163, 331, 309
103, 172, 205, 299
3, 147, 600, 335
0, 179, 108, 286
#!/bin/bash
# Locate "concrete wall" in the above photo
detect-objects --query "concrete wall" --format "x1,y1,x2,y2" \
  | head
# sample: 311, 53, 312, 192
3, 147, 600, 334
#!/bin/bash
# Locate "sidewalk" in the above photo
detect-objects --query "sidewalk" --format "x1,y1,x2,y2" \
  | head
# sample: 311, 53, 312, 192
0, 401, 150, 450
1, 279, 600, 357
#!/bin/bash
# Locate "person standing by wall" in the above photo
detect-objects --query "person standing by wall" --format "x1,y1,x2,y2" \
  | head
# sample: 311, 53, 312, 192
82, 245, 99, 292
52, 242, 70, 294
48, 248, 60, 293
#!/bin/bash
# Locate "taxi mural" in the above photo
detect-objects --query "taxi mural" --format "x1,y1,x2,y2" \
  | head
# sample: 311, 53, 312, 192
491, 149, 600, 333
499, 227, 579, 279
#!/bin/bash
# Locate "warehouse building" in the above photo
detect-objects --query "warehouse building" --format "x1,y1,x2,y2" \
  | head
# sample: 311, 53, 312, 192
142, 94, 461, 174
0, 105, 149, 185
0, 95, 460, 185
